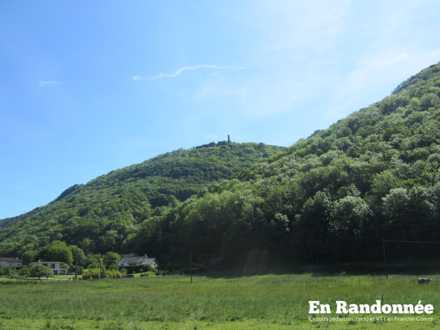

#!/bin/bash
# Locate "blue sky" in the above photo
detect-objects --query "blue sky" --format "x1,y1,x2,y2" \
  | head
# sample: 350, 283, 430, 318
1, 0, 440, 219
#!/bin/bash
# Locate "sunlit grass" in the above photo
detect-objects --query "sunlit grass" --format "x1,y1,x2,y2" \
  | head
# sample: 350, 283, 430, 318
0, 274, 439, 329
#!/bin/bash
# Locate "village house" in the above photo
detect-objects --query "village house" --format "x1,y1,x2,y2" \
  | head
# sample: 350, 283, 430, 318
118, 254, 157, 273
39, 261, 69, 275
0, 257, 22, 269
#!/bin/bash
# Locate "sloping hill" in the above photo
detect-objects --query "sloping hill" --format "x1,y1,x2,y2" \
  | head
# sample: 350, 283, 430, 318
3, 62, 440, 271
0, 142, 284, 256
131, 62, 440, 268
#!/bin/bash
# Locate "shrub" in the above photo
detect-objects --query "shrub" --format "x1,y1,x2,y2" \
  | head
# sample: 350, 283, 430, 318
105, 269, 122, 279
81, 268, 102, 280
86, 254, 105, 270
29, 263, 53, 278
103, 252, 121, 269
81, 268, 122, 280
0, 267, 17, 277
18, 266, 31, 278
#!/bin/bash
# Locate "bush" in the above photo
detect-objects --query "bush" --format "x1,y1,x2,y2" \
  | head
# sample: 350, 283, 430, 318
81, 268, 122, 280
86, 254, 105, 270
18, 266, 31, 278
103, 252, 121, 269
0, 267, 17, 277
81, 268, 102, 280
29, 263, 53, 278
105, 269, 122, 279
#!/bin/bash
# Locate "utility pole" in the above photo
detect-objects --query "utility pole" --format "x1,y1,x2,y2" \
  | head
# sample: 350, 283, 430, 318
189, 249, 193, 284
98, 256, 104, 280
382, 239, 388, 279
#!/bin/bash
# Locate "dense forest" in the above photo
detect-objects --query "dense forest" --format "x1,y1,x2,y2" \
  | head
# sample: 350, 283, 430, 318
0, 142, 284, 265
2, 63, 440, 271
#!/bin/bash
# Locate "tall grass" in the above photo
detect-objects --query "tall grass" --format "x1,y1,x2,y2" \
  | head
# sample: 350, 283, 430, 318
0, 274, 439, 329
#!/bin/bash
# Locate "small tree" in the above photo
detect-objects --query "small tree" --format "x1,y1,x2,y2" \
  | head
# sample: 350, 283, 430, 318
103, 252, 121, 269
29, 263, 53, 279
331, 195, 371, 239
21, 250, 38, 265
70, 245, 87, 271
86, 254, 105, 278
40, 241, 74, 265
81, 268, 101, 280
18, 266, 30, 278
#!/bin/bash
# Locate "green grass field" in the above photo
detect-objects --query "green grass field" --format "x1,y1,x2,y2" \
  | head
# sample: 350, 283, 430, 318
0, 274, 438, 329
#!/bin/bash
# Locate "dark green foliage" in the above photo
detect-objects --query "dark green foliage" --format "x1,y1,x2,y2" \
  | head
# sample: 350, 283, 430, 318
2, 63, 440, 269
393, 63, 440, 94
103, 251, 121, 269
131, 62, 440, 267
0, 267, 17, 277
29, 263, 53, 278
0, 143, 283, 257
86, 254, 105, 270
18, 266, 30, 277
21, 250, 38, 265
71, 245, 87, 267
40, 241, 74, 265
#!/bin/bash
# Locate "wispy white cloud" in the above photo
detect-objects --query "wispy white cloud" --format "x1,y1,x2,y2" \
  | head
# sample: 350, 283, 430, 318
132, 64, 245, 81
131, 75, 146, 81
38, 80, 62, 87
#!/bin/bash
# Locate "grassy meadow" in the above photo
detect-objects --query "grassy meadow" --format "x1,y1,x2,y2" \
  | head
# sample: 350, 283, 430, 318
0, 274, 439, 329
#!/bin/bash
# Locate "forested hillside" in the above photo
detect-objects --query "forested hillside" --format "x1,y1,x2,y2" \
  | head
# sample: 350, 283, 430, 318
0, 142, 283, 261
2, 62, 440, 271
132, 63, 440, 269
